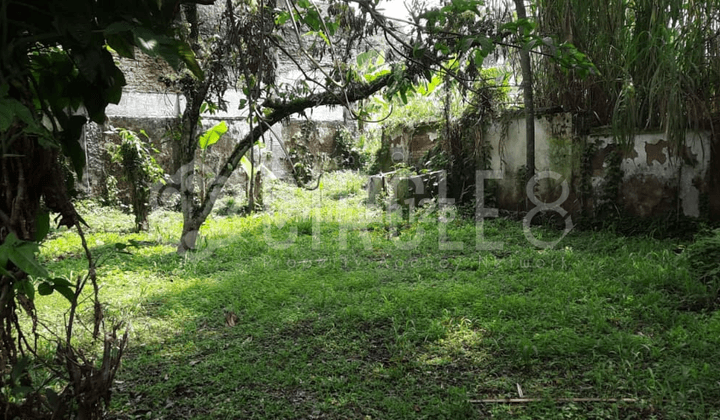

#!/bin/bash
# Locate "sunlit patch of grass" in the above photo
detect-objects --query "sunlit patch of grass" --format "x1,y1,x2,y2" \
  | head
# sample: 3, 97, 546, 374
417, 315, 488, 366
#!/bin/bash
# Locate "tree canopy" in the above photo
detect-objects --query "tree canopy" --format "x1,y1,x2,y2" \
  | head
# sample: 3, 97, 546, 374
168, 0, 597, 252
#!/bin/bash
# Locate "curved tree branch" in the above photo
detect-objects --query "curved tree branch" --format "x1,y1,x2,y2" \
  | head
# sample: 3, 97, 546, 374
196, 73, 393, 225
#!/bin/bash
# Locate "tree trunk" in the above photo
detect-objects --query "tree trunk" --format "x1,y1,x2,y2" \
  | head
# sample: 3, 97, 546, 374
0, 133, 80, 402
709, 132, 720, 221
176, 75, 211, 253
514, 0, 535, 195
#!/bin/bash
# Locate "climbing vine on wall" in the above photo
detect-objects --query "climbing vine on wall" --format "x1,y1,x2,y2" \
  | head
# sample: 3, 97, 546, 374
423, 82, 501, 205
600, 149, 624, 209
332, 127, 365, 170
288, 120, 321, 187
107, 128, 165, 232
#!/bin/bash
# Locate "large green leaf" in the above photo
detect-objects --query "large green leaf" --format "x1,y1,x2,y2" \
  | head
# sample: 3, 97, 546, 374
4, 233, 49, 279
106, 34, 136, 58
37, 279, 75, 303
164, 40, 204, 80
38, 282, 54, 296
199, 121, 228, 150
105, 64, 126, 105
35, 211, 50, 242
16, 280, 35, 301
54, 285, 75, 303
240, 155, 254, 176
49, 277, 75, 288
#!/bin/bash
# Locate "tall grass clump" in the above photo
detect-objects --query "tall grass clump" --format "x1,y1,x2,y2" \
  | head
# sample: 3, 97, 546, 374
536, 0, 720, 154
683, 229, 720, 308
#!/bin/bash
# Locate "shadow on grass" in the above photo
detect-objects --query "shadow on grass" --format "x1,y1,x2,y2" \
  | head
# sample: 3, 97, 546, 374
42, 217, 720, 419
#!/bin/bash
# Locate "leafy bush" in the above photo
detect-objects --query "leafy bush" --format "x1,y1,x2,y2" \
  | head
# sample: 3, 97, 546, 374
332, 127, 364, 170
107, 128, 165, 232
674, 228, 720, 311
288, 121, 322, 186
357, 129, 381, 173
216, 196, 251, 216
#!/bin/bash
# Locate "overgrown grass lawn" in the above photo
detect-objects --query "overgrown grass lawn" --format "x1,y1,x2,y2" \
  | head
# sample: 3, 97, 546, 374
38, 172, 720, 419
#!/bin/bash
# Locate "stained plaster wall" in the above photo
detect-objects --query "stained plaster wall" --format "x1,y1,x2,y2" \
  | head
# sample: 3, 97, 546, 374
485, 113, 574, 212
375, 123, 440, 172
84, 51, 349, 203
84, 92, 293, 202
387, 112, 714, 219
84, 111, 347, 202
587, 132, 711, 218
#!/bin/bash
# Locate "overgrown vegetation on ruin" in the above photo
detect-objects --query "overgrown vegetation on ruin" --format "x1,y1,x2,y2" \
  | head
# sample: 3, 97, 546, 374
535, 0, 720, 150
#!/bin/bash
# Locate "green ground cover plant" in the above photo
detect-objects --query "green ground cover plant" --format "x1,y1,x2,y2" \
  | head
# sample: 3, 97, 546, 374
34, 171, 720, 419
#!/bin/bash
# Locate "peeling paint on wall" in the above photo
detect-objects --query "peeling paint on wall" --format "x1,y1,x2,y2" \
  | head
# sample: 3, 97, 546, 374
645, 140, 668, 165
376, 112, 716, 220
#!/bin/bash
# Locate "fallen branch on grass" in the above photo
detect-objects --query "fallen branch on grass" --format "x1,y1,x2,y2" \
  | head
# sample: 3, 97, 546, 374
470, 398, 638, 404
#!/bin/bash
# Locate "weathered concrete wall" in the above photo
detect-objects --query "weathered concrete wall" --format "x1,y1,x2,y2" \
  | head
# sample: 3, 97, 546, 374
115, 52, 178, 93
488, 114, 712, 218
283, 120, 348, 157
587, 131, 711, 218
378, 112, 716, 220
84, 99, 349, 206
375, 123, 440, 172
485, 113, 574, 212
83, 113, 292, 204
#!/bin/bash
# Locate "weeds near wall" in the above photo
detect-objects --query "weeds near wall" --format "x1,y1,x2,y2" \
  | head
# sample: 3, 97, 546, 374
423, 83, 500, 206
107, 128, 165, 232
368, 136, 391, 175
100, 173, 121, 208
599, 149, 624, 212
576, 139, 598, 227
680, 228, 720, 310
289, 120, 322, 187
332, 127, 366, 170
515, 164, 528, 207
